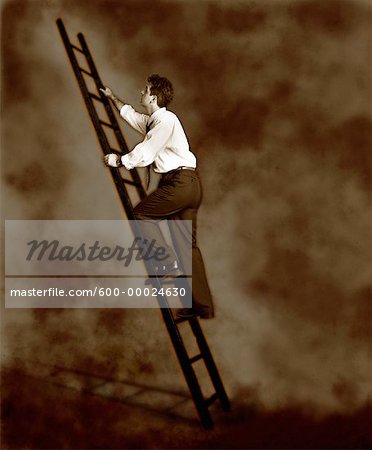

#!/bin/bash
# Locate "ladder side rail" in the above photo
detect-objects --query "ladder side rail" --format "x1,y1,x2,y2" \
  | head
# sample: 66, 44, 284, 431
77, 32, 128, 153
77, 32, 146, 199
110, 170, 139, 220
160, 308, 214, 429
144, 274, 213, 425
57, 19, 138, 218
57, 19, 223, 429
189, 318, 231, 411
67, 32, 206, 330
57, 20, 188, 311
57, 20, 111, 156
126, 220, 214, 428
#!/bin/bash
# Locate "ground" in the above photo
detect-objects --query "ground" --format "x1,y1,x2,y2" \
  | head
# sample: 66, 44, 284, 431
2, 366, 371, 449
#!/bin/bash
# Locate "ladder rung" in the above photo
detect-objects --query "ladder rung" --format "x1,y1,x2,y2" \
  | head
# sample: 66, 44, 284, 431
205, 393, 218, 407
174, 316, 190, 324
89, 92, 104, 102
71, 44, 85, 54
99, 120, 114, 128
189, 354, 203, 364
79, 67, 94, 77
122, 178, 141, 187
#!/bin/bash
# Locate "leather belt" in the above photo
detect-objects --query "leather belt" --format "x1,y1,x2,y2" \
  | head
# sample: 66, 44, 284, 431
164, 166, 196, 175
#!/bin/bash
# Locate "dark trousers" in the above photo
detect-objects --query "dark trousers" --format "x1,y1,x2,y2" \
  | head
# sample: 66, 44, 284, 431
134, 169, 214, 314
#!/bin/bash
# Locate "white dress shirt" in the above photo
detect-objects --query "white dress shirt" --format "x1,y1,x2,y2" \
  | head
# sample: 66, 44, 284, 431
119, 105, 197, 173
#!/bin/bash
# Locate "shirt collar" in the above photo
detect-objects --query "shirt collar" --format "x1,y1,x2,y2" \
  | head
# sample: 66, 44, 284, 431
150, 107, 166, 120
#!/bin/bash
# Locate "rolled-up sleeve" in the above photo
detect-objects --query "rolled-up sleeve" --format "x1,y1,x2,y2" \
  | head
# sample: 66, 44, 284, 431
121, 119, 173, 169
120, 105, 148, 135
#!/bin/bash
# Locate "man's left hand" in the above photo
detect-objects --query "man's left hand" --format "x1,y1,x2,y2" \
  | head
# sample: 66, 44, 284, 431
100, 87, 113, 98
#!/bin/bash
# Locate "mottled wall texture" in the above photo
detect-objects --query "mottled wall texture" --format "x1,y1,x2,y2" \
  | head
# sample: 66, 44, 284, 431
1, 0, 371, 448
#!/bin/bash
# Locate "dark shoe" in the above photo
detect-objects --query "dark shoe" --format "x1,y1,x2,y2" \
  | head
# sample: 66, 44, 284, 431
176, 308, 214, 320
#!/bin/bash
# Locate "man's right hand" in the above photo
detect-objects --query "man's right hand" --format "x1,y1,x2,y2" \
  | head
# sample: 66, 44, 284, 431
100, 87, 113, 98
104, 153, 123, 168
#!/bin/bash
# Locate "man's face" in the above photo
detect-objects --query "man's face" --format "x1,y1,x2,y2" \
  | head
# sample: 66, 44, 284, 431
140, 83, 155, 108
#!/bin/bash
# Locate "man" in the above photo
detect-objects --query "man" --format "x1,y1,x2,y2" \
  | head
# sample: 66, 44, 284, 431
100, 74, 214, 319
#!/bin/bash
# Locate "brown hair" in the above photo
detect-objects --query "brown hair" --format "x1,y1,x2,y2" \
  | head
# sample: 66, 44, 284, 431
147, 74, 174, 108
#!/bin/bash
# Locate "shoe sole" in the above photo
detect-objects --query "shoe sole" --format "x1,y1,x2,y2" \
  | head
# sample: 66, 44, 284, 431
176, 312, 214, 320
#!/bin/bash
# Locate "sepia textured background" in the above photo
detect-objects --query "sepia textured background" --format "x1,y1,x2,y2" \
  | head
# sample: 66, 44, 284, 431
1, 0, 371, 448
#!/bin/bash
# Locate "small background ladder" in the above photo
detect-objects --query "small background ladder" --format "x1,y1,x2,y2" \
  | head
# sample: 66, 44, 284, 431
56, 18, 230, 429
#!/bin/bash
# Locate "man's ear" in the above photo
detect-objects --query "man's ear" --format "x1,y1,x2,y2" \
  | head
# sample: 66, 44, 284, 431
151, 95, 157, 104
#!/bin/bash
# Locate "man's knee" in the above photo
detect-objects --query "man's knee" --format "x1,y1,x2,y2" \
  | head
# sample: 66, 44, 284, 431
133, 206, 149, 220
